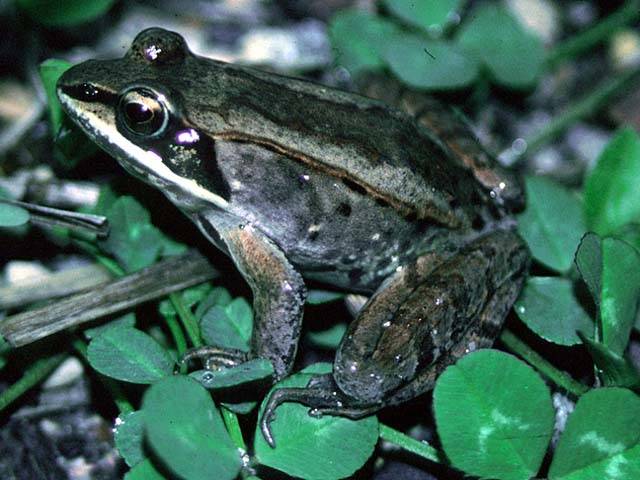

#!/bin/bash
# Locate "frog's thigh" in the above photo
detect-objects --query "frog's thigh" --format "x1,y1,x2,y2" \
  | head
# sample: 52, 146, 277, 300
334, 229, 529, 405
220, 225, 306, 378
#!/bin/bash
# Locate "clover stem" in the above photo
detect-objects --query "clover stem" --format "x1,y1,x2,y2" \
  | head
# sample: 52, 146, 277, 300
522, 66, 640, 156
500, 329, 589, 397
546, 0, 640, 68
221, 406, 246, 451
0, 353, 65, 413
170, 292, 203, 348
379, 424, 442, 463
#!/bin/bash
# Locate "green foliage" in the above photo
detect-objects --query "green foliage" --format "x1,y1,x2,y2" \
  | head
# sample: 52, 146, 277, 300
39, 57, 97, 168
382, 34, 479, 89
433, 350, 554, 480
580, 335, 640, 388
114, 411, 146, 468
195, 286, 233, 317
142, 376, 241, 480
330, 1, 543, 90
99, 197, 164, 272
329, 10, 399, 75
456, 3, 544, 88
515, 128, 640, 405
254, 364, 379, 479
84, 312, 136, 339
123, 459, 165, 480
54, 118, 100, 168
97, 195, 186, 272
548, 388, 640, 479
306, 322, 348, 350
517, 176, 587, 273
87, 326, 174, 384
0, 203, 29, 227
306, 289, 345, 305
584, 128, 640, 235
382, 0, 463, 33
159, 283, 212, 318
200, 297, 253, 352
575, 234, 640, 356
515, 277, 593, 346
432, 122, 640, 480
0, 336, 8, 370
17, 0, 116, 27
38, 59, 72, 135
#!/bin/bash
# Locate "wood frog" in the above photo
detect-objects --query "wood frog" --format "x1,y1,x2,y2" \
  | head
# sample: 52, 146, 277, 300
57, 28, 529, 446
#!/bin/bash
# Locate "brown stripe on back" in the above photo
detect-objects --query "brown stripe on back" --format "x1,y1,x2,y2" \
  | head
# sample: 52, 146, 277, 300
214, 131, 461, 227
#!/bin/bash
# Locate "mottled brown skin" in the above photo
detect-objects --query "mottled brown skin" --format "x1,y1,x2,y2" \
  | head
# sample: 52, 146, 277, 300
56, 28, 529, 447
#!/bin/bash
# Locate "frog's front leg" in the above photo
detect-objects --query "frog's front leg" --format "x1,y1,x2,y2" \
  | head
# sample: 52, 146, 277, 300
192, 220, 306, 378
260, 230, 528, 446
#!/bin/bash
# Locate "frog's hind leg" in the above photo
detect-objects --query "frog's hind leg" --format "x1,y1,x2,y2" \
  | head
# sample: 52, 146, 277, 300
380, 254, 528, 408
333, 229, 528, 406
260, 229, 528, 446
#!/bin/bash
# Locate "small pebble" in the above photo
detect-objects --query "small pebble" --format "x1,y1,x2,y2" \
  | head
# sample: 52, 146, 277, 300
567, 1, 597, 28
565, 123, 611, 170
506, 0, 560, 44
43, 357, 85, 389
238, 19, 331, 71
610, 29, 640, 70
4, 261, 49, 284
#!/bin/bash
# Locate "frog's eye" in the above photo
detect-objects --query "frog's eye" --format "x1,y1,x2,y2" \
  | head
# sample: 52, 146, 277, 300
118, 88, 169, 137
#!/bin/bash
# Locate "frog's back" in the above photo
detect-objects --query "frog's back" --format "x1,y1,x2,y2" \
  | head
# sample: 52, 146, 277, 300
185, 59, 489, 229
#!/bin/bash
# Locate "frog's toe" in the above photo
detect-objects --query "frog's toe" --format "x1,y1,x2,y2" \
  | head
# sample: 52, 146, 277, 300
260, 386, 326, 447
259, 408, 276, 447
307, 404, 379, 418
259, 377, 380, 447
260, 387, 296, 448
179, 346, 247, 371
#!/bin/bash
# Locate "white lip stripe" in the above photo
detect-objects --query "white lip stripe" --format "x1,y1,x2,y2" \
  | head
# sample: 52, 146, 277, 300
58, 93, 228, 210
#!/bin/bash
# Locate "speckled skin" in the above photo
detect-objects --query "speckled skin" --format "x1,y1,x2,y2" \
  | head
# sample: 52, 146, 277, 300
57, 28, 530, 446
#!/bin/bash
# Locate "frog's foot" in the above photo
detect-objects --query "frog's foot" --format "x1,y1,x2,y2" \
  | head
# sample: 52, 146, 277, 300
179, 346, 248, 371
260, 374, 379, 448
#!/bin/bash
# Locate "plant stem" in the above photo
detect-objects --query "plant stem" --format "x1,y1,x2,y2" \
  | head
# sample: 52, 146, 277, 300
72, 238, 125, 277
170, 292, 202, 348
522, 66, 640, 156
0, 353, 66, 412
546, 0, 640, 68
164, 313, 188, 357
72, 338, 134, 414
500, 329, 589, 397
379, 424, 442, 463
221, 406, 246, 451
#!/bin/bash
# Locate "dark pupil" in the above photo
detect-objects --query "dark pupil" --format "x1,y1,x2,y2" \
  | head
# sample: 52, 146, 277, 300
125, 102, 153, 124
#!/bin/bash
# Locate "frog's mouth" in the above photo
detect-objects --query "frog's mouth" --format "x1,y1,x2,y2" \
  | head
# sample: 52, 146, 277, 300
56, 82, 229, 212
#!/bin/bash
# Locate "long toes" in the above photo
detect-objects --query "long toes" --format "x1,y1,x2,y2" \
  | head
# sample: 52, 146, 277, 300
260, 405, 278, 448
179, 346, 247, 369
